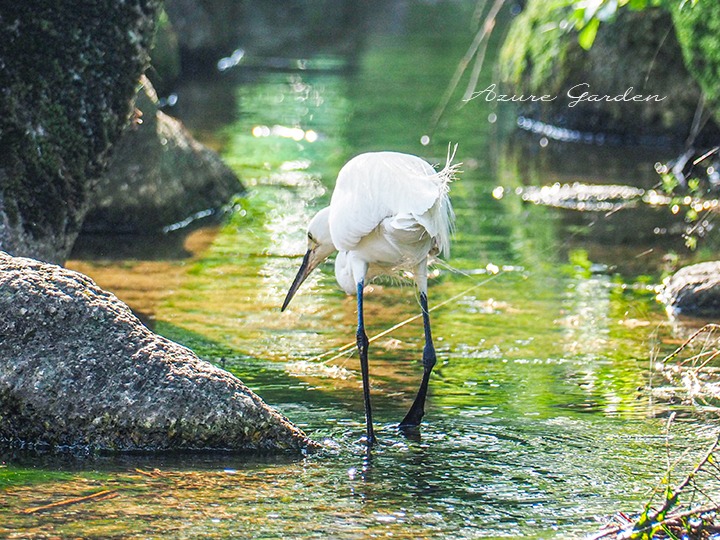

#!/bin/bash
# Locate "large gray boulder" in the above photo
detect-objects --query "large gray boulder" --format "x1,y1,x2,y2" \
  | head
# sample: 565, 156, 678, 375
0, 251, 316, 453
658, 261, 720, 317
82, 77, 242, 234
0, 1, 160, 264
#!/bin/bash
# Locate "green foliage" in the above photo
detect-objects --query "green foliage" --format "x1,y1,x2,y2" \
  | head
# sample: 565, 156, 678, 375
568, 248, 593, 276
498, 0, 577, 94
569, 0, 660, 49
657, 159, 716, 251
563, 0, 720, 127
671, 0, 720, 114
499, 0, 684, 89
577, 17, 600, 50
501, 0, 719, 134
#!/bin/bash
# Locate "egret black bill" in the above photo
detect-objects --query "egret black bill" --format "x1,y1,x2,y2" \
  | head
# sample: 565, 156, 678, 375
281, 248, 314, 311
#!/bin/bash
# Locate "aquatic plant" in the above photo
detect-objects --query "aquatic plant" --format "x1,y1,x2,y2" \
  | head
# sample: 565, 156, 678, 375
655, 147, 720, 250
592, 421, 720, 539
611, 325, 720, 538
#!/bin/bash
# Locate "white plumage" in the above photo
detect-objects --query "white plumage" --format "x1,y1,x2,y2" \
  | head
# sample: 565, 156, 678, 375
329, 151, 456, 294
281, 148, 459, 446
329, 151, 454, 255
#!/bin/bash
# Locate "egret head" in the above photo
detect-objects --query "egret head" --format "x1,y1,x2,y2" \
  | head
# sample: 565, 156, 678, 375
281, 207, 336, 311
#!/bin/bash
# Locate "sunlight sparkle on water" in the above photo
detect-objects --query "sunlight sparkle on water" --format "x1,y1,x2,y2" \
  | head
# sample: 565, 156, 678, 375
252, 124, 319, 142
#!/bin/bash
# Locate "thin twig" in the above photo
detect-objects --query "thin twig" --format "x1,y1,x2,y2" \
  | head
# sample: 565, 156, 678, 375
591, 433, 720, 539
692, 349, 720, 373
462, 20, 494, 102
665, 412, 676, 495
649, 434, 720, 524
592, 502, 720, 540
693, 146, 720, 165
472, 0, 490, 25
430, 0, 506, 130
664, 324, 720, 365
134, 468, 165, 478
20, 489, 119, 514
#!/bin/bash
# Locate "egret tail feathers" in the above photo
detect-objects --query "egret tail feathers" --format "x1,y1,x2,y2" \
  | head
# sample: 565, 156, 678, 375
432, 143, 461, 259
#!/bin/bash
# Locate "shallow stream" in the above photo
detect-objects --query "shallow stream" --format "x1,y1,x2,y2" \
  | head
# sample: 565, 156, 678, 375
3, 3, 720, 538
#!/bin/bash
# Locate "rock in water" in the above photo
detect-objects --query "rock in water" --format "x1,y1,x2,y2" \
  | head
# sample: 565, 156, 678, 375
658, 261, 720, 317
82, 77, 242, 235
0, 251, 316, 453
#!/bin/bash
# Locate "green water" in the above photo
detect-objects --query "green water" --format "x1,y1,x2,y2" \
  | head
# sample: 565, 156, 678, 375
3, 3, 720, 538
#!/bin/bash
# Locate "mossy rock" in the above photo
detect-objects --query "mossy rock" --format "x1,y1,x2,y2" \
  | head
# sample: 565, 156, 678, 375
498, 0, 575, 97
82, 77, 242, 234
658, 261, 720, 317
0, 251, 317, 453
0, 1, 160, 264
498, 1, 709, 142
672, 2, 720, 123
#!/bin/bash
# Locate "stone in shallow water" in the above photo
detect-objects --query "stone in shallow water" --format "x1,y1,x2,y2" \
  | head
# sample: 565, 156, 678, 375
658, 261, 720, 317
0, 251, 317, 454
82, 76, 243, 235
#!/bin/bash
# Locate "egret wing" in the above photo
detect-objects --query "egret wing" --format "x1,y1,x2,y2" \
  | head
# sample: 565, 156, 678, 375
328, 152, 454, 253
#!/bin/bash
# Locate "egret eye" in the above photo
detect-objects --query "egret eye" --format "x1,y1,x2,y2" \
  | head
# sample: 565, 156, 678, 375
307, 232, 315, 242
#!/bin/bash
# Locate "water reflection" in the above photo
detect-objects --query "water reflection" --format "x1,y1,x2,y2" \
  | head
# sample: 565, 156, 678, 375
560, 275, 611, 357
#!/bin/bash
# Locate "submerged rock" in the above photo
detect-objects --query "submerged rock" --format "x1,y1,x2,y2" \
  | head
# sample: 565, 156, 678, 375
658, 261, 720, 316
82, 77, 242, 234
0, 251, 316, 453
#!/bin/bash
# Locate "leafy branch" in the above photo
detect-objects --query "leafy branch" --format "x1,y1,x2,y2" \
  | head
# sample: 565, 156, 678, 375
591, 429, 720, 539
569, 0, 696, 50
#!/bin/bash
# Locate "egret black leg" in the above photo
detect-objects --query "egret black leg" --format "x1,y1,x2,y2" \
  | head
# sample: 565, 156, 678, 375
399, 291, 436, 428
356, 280, 376, 446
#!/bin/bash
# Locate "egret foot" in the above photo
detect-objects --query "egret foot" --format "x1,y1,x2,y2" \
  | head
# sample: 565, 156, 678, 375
398, 402, 425, 428
397, 422, 422, 443
399, 370, 430, 428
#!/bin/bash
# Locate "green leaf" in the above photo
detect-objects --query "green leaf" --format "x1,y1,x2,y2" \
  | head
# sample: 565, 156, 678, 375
570, 6, 586, 25
578, 18, 600, 50
661, 173, 679, 193
569, 249, 592, 271
596, 0, 619, 21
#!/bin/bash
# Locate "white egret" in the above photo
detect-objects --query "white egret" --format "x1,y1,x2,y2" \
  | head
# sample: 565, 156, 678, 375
281, 150, 458, 445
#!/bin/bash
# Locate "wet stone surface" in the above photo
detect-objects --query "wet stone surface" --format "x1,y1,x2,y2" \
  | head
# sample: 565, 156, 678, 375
0, 251, 316, 454
658, 260, 720, 316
